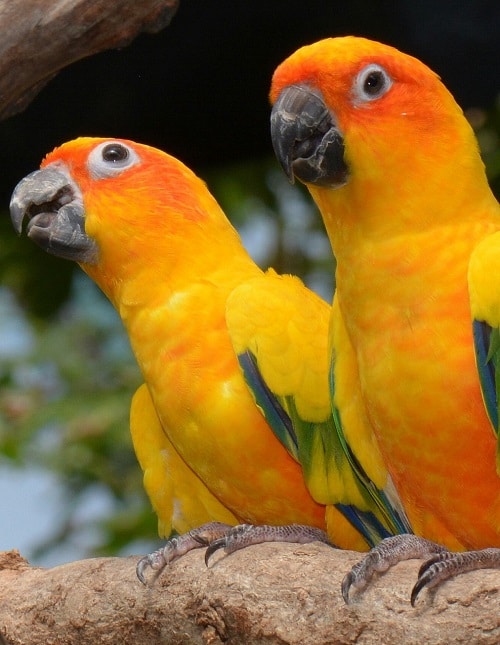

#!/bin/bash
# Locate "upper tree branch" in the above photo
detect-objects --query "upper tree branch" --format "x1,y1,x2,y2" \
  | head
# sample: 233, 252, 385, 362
0, 0, 178, 119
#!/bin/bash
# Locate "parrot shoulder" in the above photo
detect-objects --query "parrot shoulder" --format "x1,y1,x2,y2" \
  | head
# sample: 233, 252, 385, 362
226, 270, 344, 494
226, 269, 331, 423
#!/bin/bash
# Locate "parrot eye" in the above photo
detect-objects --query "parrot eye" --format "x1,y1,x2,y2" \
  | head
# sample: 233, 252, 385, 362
353, 64, 392, 103
87, 141, 141, 179
102, 143, 129, 163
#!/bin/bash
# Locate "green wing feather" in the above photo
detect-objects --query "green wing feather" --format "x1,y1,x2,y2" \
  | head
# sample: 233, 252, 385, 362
472, 319, 500, 473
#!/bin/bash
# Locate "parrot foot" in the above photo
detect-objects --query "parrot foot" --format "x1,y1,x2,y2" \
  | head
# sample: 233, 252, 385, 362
204, 523, 333, 566
341, 534, 447, 603
410, 547, 500, 606
136, 521, 232, 584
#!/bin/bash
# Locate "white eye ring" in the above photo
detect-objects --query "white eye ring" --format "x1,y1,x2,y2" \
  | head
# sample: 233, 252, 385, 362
87, 141, 141, 179
353, 63, 392, 104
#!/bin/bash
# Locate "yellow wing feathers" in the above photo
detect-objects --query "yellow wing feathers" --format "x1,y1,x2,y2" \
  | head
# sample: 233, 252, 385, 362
227, 270, 331, 422
469, 232, 500, 327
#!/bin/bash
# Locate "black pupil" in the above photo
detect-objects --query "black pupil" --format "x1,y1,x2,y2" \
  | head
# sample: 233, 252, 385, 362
364, 71, 384, 95
102, 144, 129, 163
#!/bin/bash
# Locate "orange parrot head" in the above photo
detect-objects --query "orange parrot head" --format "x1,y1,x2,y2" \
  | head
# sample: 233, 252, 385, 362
9, 137, 244, 302
269, 36, 485, 239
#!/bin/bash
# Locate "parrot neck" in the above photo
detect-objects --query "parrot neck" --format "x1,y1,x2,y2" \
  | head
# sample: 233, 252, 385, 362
82, 221, 262, 315
308, 131, 500, 339
310, 148, 499, 254
85, 228, 264, 435
309, 103, 499, 250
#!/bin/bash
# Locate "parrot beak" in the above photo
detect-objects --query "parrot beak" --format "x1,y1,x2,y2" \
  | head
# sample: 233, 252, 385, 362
10, 165, 98, 264
270, 84, 348, 188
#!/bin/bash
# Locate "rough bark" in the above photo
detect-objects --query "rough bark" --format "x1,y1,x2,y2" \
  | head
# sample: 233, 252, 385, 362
0, 0, 178, 119
0, 542, 498, 644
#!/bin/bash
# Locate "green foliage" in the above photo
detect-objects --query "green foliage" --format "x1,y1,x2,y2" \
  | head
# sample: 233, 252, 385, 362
0, 215, 74, 318
0, 276, 157, 561
207, 159, 335, 300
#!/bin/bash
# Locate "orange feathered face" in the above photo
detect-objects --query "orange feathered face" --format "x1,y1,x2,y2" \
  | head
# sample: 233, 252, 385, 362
10, 137, 225, 267
10, 136, 247, 305
269, 36, 467, 190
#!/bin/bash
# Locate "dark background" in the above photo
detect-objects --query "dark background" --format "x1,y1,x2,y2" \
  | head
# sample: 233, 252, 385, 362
1, 0, 499, 202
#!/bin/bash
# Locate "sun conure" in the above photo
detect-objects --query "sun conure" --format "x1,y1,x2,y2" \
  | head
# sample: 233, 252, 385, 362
10, 137, 409, 581
270, 35, 500, 602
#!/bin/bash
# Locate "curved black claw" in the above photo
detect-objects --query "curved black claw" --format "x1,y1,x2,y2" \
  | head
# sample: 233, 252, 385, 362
342, 534, 448, 603
410, 547, 500, 606
205, 523, 332, 566
204, 536, 229, 565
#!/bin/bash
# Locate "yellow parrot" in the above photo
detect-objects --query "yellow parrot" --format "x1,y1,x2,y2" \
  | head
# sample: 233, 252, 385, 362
269, 36, 500, 602
10, 137, 409, 581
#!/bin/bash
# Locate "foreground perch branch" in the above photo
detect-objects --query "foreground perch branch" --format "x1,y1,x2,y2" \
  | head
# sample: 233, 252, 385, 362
0, 542, 498, 644
0, 0, 179, 119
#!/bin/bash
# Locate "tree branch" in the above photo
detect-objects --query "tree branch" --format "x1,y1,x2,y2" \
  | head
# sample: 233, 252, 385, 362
0, 543, 498, 644
0, 0, 179, 119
